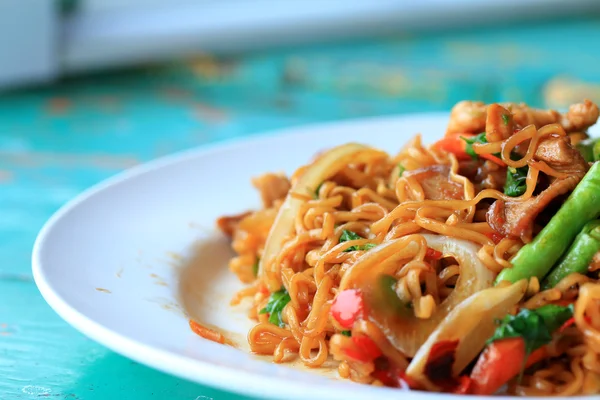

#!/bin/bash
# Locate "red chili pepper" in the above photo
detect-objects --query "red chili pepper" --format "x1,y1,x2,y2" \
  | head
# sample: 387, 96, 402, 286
330, 289, 363, 329
559, 317, 576, 332
470, 338, 547, 395
452, 376, 472, 394
343, 335, 382, 363
425, 247, 443, 260
372, 370, 401, 387
399, 372, 421, 390
560, 315, 592, 332
353, 335, 382, 359
425, 340, 460, 388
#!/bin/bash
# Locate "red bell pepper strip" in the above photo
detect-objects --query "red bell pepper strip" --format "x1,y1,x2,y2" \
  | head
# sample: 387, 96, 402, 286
424, 340, 460, 389
344, 334, 382, 363
435, 133, 506, 167
399, 372, 422, 390
425, 247, 443, 260
470, 337, 547, 395
330, 289, 363, 329
452, 376, 473, 394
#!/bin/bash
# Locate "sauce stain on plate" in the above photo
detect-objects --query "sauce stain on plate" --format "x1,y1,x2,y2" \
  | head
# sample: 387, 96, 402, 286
175, 233, 341, 380
166, 251, 184, 261
95, 287, 111, 294
177, 234, 252, 350
149, 273, 168, 286
146, 296, 186, 317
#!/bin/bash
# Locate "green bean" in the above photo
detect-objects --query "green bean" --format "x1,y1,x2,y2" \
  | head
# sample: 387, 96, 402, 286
542, 220, 600, 288
495, 162, 600, 285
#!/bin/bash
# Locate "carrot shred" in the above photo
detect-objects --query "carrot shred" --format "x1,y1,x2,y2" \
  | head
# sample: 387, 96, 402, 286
435, 133, 506, 167
189, 320, 226, 344
434, 135, 472, 161
480, 153, 506, 167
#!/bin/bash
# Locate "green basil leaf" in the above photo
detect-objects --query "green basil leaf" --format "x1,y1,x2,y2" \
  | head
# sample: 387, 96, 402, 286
461, 132, 488, 159
260, 288, 291, 328
504, 153, 528, 197
488, 304, 574, 354
339, 230, 376, 252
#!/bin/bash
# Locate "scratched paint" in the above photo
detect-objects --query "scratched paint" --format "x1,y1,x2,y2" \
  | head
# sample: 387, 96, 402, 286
2, 17, 600, 400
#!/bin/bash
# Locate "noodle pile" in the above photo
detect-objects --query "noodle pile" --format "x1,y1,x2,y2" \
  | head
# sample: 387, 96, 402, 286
216, 100, 600, 395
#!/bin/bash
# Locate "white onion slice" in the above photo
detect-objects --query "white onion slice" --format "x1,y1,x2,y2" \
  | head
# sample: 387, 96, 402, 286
362, 234, 496, 358
405, 279, 528, 390
258, 143, 387, 291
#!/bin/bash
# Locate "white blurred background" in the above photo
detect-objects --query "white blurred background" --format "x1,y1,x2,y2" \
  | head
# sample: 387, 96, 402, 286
2, 0, 599, 90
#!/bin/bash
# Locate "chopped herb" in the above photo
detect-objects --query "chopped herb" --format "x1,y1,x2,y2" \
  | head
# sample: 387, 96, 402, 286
259, 288, 291, 328
314, 182, 324, 199
504, 153, 528, 197
501, 114, 510, 126
252, 258, 259, 277
461, 132, 488, 159
341, 330, 352, 337
398, 163, 405, 177
488, 304, 574, 354
339, 230, 376, 252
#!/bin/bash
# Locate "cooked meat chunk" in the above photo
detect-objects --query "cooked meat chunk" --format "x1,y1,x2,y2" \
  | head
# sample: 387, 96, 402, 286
485, 104, 515, 142
446, 101, 487, 136
447, 100, 599, 136
487, 134, 588, 242
216, 211, 252, 237
487, 176, 579, 242
534, 135, 589, 177
503, 103, 562, 130
563, 99, 600, 133
459, 160, 506, 192
404, 165, 464, 200
251, 173, 291, 208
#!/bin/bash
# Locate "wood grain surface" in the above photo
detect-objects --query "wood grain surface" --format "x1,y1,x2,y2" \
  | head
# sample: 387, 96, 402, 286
2, 17, 600, 399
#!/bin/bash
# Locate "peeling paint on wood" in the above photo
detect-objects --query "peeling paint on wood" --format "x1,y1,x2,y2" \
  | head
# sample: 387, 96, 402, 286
2, 18, 600, 400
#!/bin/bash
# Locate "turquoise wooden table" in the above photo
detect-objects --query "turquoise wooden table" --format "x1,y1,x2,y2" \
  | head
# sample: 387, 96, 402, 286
2, 17, 600, 400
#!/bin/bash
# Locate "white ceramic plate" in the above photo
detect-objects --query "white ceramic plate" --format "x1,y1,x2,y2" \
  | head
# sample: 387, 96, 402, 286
33, 113, 590, 400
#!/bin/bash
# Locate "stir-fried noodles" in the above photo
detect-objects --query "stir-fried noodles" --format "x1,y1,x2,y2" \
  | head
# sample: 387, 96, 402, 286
215, 100, 600, 395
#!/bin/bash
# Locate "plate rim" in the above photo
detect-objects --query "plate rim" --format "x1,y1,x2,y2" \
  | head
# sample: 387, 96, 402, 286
31, 112, 559, 400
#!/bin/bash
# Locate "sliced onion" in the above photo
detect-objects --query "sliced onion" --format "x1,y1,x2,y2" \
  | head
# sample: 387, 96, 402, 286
405, 279, 528, 390
356, 234, 495, 358
258, 143, 387, 291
